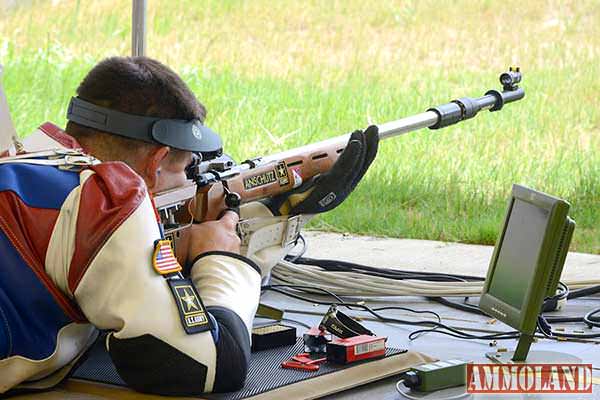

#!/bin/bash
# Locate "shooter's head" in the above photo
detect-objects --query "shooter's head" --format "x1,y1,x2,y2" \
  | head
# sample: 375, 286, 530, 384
66, 56, 218, 193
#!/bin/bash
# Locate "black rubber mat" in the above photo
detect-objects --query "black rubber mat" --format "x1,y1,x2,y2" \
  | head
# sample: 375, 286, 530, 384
71, 335, 407, 400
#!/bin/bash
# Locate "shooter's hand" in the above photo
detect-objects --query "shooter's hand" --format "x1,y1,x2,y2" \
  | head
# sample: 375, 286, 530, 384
264, 125, 379, 215
187, 211, 241, 262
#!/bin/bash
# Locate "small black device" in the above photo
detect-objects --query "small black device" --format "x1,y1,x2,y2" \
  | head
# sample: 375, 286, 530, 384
251, 324, 296, 351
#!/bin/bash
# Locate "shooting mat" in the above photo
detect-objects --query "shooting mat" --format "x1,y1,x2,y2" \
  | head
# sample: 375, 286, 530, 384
64, 336, 434, 400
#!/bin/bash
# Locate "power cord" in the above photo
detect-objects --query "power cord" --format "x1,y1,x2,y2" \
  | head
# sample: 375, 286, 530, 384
583, 307, 600, 329
429, 285, 600, 340
273, 255, 600, 297
262, 284, 522, 341
568, 285, 600, 299
538, 315, 600, 339
273, 254, 600, 341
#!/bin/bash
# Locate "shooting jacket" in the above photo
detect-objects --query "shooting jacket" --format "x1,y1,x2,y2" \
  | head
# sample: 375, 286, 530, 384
0, 123, 261, 395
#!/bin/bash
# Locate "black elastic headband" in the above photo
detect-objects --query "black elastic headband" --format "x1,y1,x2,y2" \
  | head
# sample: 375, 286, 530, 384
66, 97, 222, 155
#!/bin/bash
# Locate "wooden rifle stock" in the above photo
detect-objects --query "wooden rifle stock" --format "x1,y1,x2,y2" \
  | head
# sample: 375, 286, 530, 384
192, 137, 347, 221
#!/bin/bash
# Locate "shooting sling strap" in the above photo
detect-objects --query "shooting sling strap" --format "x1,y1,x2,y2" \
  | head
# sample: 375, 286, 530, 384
0, 149, 99, 170
238, 214, 311, 257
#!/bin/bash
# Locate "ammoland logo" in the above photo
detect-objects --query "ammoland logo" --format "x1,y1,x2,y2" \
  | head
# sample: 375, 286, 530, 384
467, 363, 593, 394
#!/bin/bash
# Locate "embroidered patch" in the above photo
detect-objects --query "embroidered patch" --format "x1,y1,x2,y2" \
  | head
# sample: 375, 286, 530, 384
243, 169, 277, 190
152, 239, 182, 275
275, 161, 290, 186
167, 278, 211, 334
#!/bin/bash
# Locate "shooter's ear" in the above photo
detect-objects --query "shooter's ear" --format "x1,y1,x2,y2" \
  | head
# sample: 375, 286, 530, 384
141, 146, 170, 192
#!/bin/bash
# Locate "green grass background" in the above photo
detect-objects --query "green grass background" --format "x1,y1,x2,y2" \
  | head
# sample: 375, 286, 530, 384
1, 0, 598, 253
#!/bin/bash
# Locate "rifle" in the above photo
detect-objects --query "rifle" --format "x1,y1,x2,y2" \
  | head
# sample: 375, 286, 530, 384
154, 68, 524, 259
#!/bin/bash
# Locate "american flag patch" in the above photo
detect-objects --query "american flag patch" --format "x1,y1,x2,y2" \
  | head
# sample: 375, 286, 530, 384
152, 239, 182, 275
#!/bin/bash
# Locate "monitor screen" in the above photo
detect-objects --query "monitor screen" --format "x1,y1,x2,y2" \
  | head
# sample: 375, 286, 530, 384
487, 198, 550, 310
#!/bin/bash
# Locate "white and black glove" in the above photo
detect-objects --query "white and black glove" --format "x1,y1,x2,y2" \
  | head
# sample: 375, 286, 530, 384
263, 125, 379, 216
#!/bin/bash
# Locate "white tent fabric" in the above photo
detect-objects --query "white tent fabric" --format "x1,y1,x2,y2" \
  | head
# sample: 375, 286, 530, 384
0, 64, 17, 154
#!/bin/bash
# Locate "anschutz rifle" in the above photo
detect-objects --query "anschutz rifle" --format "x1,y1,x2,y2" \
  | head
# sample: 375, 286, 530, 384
155, 68, 524, 253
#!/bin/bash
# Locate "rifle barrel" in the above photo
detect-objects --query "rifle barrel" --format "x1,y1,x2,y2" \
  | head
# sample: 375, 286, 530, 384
377, 90, 507, 140
261, 87, 522, 164
377, 111, 439, 140
221, 70, 525, 177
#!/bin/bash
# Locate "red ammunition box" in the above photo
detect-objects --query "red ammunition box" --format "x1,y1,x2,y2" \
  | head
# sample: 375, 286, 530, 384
326, 335, 386, 364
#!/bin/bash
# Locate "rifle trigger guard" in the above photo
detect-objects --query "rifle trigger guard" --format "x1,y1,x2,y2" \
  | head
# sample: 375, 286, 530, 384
218, 181, 241, 218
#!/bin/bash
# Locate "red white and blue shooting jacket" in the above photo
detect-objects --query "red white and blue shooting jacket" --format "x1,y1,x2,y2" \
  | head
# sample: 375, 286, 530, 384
0, 123, 261, 395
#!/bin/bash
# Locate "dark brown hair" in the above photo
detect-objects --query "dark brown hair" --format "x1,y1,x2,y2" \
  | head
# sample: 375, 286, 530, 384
67, 56, 205, 163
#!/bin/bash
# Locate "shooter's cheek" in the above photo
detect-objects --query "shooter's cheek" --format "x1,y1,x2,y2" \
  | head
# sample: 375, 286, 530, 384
154, 169, 189, 193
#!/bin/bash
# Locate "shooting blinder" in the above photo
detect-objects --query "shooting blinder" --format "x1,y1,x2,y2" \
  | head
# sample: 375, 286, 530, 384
66, 97, 223, 159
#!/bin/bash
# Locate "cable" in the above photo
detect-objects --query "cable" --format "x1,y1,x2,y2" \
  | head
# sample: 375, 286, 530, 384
271, 260, 600, 341
285, 234, 307, 263
569, 285, 600, 299
541, 282, 569, 312
273, 257, 600, 298
264, 284, 443, 323
429, 291, 600, 334
263, 284, 522, 341
287, 256, 484, 282
281, 317, 312, 330
537, 315, 600, 339
430, 282, 568, 316
428, 297, 486, 316
267, 284, 595, 342
272, 261, 484, 297
263, 284, 346, 305
583, 307, 600, 329
280, 257, 600, 332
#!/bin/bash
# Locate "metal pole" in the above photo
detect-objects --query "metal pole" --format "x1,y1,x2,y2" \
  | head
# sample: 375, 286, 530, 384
132, 0, 147, 56
0, 64, 18, 154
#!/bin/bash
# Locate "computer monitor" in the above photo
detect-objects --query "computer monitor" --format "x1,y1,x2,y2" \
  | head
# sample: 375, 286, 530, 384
479, 184, 575, 363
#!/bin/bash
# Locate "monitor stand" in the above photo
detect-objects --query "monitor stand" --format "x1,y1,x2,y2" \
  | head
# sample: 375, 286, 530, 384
486, 333, 581, 364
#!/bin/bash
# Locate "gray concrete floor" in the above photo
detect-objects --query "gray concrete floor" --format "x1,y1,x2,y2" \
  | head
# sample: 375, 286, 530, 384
302, 231, 600, 282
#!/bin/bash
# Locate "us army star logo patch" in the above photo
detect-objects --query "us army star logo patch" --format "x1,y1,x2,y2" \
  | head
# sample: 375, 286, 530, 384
167, 278, 211, 334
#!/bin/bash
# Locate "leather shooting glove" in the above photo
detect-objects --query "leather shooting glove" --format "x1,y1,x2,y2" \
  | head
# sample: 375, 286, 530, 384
264, 125, 379, 216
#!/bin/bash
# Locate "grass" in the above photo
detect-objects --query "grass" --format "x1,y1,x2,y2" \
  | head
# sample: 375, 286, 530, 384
0, 0, 598, 253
